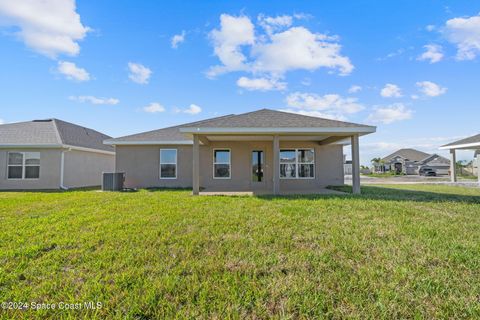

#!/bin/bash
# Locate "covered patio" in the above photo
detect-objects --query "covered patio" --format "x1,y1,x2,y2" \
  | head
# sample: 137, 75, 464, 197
182, 131, 369, 196
440, 134, 480, 185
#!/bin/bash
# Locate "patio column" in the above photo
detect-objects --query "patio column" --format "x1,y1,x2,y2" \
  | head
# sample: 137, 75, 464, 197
477, 153, 480, 186
192, 134, 200, 195
450, 149, 457, 183
273, 135, 280, 195
351, 134, 361, 194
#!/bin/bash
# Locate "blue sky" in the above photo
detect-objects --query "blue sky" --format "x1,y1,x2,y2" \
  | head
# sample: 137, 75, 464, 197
1, 1, 479, 164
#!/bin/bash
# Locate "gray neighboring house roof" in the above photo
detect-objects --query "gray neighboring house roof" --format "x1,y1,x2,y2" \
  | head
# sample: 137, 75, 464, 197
105, 109, 376, 144
0, 119, 114, 152
440, 134, 480, 149
382, 148, 431, 162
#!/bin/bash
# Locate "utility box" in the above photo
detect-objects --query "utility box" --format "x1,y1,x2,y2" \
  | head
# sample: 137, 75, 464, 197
102, 172, 125, 191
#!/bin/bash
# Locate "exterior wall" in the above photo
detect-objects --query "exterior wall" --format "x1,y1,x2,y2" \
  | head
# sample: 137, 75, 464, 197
63, 149, 115, 188
0, 148, 62, 190
115, 140, 345, 191
115, 145, 193, 189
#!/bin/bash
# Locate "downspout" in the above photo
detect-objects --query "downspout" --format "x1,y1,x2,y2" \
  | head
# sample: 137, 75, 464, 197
60, 148, 71, 190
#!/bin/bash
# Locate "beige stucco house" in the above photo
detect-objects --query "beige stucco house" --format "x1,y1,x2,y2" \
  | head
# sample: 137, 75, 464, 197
105, 109, 375, 194
0, 119, 114, 190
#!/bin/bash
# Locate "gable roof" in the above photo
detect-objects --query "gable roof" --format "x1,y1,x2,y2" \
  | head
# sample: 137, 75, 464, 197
382, 148, 431, 162
0, 119, 114, 153
440, 134, 480, 150
105, 109, 375, 144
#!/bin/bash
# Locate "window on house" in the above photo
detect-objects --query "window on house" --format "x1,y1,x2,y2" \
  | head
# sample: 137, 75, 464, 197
280, 149, 314, 179
160, 149, 177, 179
7, 152, 40, 179
213, 149, 230, 178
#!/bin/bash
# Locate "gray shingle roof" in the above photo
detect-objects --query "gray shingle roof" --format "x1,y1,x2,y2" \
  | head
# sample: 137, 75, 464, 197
105, 114, 235, 143
107, 109, 375, 143
382, 148, 431, 162
441, 134, 480, 148
182, 109, 373, 128
0, 119, 113, 152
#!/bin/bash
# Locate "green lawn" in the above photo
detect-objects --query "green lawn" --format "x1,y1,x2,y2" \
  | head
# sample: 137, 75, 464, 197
1, 185, 480, 319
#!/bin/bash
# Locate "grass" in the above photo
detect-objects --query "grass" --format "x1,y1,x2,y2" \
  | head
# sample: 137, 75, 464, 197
362, 172, 405, 178
0, 185, 479, 319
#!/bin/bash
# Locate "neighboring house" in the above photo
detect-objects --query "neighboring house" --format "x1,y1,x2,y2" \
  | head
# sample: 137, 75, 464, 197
374, 148, 450, 175
440, 133, 480, 183
0, 119, 115, 190
105, 109, 376, 194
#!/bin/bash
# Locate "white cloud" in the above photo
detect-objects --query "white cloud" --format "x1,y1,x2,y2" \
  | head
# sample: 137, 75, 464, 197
416, 81, 447, 97
417, 44, 443, 63
411, 94, 419, 100
367, 103, 412, 124
380, 83, 402, 98
171, 30, 186, 48
128, 62, 152, 84
69, 95, 119, 105
348, 85, 362, 93
143, 102, 165, 113
57, 61, 90, 81
252, 26, 353, 76
279, 109, 347, 121
236, 76, 286, 91
207, 14, 353, 79
183, 104, 202, 115
257, 14, 292, 34
207, 14, 255, 77
285, 92, 364, 120
174, 104, 202, 115
444, 13, 480, 60
0, 118, 4, 124
426, 25, 436, 31
0, 0, 89, 58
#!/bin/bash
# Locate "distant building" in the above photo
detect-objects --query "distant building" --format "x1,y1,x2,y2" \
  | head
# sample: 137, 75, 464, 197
373, 148, 450, 175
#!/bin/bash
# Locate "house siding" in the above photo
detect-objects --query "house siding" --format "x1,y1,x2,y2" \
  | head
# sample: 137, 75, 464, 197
63, 149, 115, 188
115, 141, 344, 191
0, 148, 62, 190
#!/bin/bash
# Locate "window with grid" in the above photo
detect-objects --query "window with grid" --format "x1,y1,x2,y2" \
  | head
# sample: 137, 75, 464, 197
280, 149, 314, 179
7, 152, 40, 179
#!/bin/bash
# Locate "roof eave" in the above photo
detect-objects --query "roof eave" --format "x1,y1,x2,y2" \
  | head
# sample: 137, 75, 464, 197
104, 140, 193, 145
439, 142, 480, 150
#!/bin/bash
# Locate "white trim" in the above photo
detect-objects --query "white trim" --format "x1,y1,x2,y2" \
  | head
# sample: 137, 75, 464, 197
180, 127, 376, 134
213, 148, 231, 179
0, 144, 114, 155
279, 148, 315, 180
104, 140, 193, 146
159, 148, 177, 179
0, 144, 62, 148
439, 142, 480, 150
7, 151, 40, 180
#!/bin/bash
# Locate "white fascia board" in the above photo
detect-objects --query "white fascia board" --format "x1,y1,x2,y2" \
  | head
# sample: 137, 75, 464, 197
439, 142, 480, 150
0, 144, 63, 148
179, 127, 376, 134
0, 143, 114, 155
62, 145, 115, 155
103, 140, 193, 146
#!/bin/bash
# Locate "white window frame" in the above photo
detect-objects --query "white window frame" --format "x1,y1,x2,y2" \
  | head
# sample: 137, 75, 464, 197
279, 148, 315, 179
213, 148, 231, 179
159, 149, 177, 179
7, 151, 40, 180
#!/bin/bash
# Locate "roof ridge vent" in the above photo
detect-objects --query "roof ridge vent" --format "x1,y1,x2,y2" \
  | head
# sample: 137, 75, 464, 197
32, 119, 53, 122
